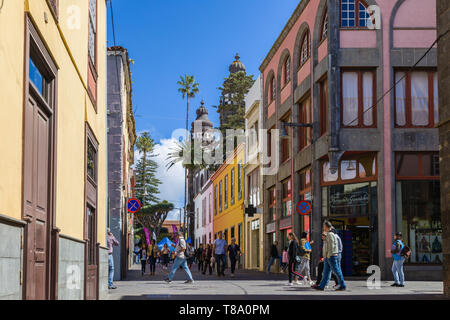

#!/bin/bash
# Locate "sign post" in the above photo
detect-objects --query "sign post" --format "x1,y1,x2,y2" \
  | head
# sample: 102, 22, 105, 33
296, 200, 311, 216
127, 198, 141, 214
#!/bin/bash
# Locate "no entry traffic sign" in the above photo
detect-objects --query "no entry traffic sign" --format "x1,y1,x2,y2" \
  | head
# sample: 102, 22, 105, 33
296, 200, 311, 216
127, 198, 141, 214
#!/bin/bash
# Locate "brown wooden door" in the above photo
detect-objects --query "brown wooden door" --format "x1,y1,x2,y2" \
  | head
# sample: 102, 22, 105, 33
23, 93, 51, 300
85, 206, 98, 300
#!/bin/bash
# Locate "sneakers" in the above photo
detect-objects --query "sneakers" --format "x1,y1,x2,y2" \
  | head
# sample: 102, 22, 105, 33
333, 284, 340, 289
184, 280, 194, 284
312, 286, 324, 291
335, 286, 347, 291
108, 285, 117, 289
398, 284, 405, 287
164, 278, 172, 283
391, 283, 399, 287
287, 282, 294, 286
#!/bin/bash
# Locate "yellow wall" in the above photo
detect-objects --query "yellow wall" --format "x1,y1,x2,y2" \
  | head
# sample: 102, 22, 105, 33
212, 144, 245, 249
0, 0, 107, 246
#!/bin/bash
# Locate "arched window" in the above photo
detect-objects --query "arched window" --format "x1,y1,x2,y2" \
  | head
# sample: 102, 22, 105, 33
321, 8, 328, 41
341, 0, 372, 28
283, 56, 290, 85
269, 76, 276, 103
300, 32, 310, 66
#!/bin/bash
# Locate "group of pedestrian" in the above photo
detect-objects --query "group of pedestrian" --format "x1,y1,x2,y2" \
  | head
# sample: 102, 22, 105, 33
135, 239, 161, 276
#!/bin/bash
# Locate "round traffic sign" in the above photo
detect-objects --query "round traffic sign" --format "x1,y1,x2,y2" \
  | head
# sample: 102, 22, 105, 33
127, 198, 141, 213
296, 200, 311, 216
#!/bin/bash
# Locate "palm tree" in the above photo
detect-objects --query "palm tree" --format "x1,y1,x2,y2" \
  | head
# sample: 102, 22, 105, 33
177, 75, 199, 237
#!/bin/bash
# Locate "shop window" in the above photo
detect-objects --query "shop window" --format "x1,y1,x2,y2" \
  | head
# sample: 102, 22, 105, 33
300, 32, 310, 67
269, 187, 276, 221
320, 78, 329, 135
396, 180, 441, 264
395, 71, 438, 128
298, 96, 311, 150
322, 154, 377, 184
224, 174, 228, 209
396, 153, 440, 178
342, 70, 376, 127
341, 0, 372, 28
282, 180, 292, 217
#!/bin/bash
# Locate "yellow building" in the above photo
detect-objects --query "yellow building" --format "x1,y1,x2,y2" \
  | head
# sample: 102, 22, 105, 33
212, 144, 245, 253
0, 0, 108, 299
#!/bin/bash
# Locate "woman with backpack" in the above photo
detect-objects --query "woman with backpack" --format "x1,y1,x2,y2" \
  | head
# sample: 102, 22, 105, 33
391, 231, 410, 287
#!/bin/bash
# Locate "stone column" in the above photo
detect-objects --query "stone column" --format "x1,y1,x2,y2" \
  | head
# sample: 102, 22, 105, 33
437, 0, 450, 297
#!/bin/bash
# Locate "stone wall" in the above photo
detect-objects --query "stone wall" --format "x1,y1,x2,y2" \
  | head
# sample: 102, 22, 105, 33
98, 247, 109, 300
437, 0, 450, 297
57, 236, 85, 300
0, 220, 23, 299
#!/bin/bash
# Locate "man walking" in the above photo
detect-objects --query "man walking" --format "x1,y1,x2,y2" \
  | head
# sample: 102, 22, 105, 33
391, 232, 406, 287
214, 231, 227, 276
227, 238, 241, 277
267, 241, 281, 274
165, 231, 194, 284
107, 228, 119, 289
313, 221, 346, 291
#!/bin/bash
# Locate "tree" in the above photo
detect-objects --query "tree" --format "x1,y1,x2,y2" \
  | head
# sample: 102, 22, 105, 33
135, 132, 161, 206
216, 71, 254, 158
177, 74, 199, 237
165, 139, 217, 171
134, 200, 175, 240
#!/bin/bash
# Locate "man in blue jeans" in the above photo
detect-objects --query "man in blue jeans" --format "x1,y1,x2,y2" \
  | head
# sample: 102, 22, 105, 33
165, 232, 194, 284
214, 231, 227, 276
391, 232, 405, 287
313, 221, 346, 291
107, 228, 119, 289
267, 241, 281, 273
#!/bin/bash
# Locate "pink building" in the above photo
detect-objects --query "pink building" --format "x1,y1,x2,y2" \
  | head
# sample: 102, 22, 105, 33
260, 0, 440, 280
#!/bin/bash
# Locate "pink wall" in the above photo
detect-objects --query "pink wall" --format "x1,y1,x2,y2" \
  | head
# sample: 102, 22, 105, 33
204, 182, 214, 244
393, 30, 437, 48
393, 0, 436, 28
281, 82, 291, 105
297, 59, 311, 86
340, 30, 377, 48
268, 101, 275, 118
318, 40, 328, 63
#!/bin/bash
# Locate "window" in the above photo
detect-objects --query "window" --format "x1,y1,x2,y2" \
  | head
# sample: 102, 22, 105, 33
341, 0, 372, 28
219, 181, 223, 212
248, 168, 260, 206
281, 114, 291, 163
321, 8, 328, 41
88, 0, 97, 66
283, 57, 291, 85
231, 226, 235, 240
231, 168, 235, 205
396, 153, 440, 178
269, 77, 276, 103
299, 168, 312, 200
238, 223, 242, 246
300, 32, 310, 66
29, 56, 49, 101
395, 71, 438, 128
341, 70, 376, 127
224, 174, 228, 209
202, 198, 206, 226
298, 96, 311, 150
282, 180, 292, 217
87, 140, 97, 181
214, 185, 218, 216
320, 78, 329, 135
268, 187, 276, 221
266, 128, 273, 167
196, 208, 199, 229
86, 205, 97, 265
322, 154, 377, 184
248, 121, 258, 150
209, 193, 213, 222
238, 161, 243, 200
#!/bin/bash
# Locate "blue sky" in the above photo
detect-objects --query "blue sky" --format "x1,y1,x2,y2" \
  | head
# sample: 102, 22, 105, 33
107, 0, 300, 214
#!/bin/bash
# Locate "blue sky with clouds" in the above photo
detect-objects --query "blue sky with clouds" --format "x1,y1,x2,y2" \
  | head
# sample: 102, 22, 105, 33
107, 0, 301, 217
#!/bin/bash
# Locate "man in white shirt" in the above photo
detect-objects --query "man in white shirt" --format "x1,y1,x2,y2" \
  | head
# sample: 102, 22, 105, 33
164, 231, 194, 284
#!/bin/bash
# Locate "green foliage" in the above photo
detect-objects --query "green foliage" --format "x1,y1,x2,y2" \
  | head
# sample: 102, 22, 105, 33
135, 132, 161, 206
177, 74, 200, 101
134, 200, 175, 239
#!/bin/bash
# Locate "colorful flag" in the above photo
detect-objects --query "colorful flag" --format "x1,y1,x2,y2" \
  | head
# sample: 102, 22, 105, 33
172, 225, 178, 244
144, 227, 151, 245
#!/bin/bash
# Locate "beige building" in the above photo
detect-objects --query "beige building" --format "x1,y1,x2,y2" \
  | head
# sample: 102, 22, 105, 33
244, 75, 264, 271
0, 0, 108, 299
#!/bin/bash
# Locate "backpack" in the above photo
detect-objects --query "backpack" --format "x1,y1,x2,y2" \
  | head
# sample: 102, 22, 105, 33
401, 245, 411, 259
185, 245, 194, 258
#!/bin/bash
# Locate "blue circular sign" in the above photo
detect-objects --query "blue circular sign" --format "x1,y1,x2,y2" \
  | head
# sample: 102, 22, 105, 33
296, 201, 311, 216
127, 198, 141, 213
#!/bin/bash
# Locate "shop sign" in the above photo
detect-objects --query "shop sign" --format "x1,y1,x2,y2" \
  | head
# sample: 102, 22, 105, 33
330, 191, 369, 209
266, 222, 276, 234
279, 217, 292, 230
251, 219, 260, 231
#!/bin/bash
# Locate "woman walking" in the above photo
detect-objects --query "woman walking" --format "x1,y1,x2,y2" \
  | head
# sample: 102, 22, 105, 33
137, 243, 148, 276
161, 243, 170, 270
202, 244, 213, 275
147, 239, 159, 276
287, 232, 304, 286
196, 244, 204, 272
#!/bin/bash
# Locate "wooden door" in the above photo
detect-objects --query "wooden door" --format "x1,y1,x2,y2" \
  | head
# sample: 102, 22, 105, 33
85, 206, 98, 300
23, 92, 51, 300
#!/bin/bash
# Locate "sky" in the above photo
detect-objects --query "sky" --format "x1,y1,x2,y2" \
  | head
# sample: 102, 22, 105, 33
107, 0, 301, 218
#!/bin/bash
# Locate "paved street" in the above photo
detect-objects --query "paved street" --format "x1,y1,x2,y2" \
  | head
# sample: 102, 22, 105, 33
107, 263, 446, 300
